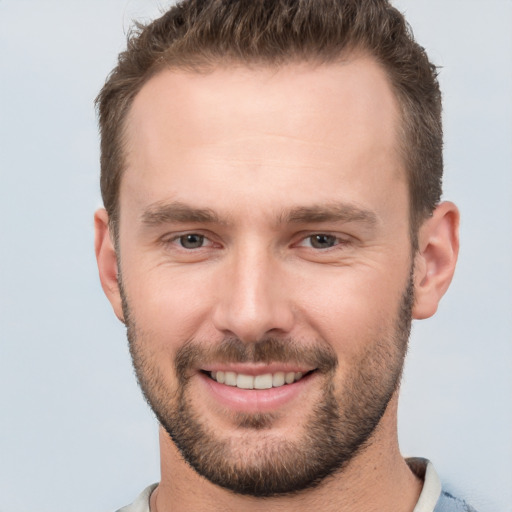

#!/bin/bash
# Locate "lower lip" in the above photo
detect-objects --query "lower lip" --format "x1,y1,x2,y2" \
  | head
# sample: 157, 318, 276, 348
198, 372, 315, 413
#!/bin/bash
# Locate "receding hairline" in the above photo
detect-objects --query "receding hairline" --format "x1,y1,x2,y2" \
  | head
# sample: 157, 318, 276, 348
119, 49, 408, 184
119, 48, 406, 174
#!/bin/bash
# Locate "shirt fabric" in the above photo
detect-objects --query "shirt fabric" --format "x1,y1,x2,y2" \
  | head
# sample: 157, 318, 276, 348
115, 458, 477, 512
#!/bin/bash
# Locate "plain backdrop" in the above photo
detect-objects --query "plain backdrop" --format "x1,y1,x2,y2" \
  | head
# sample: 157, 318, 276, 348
0, 1, 511, 511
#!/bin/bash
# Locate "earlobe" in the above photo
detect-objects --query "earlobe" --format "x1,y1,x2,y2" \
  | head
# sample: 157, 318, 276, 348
94, 209, 125, 323
412, 201, 460, 320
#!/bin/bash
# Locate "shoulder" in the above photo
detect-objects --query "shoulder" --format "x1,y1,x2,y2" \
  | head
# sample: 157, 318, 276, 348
435, 490, 479, 512
115, 484, 157, 512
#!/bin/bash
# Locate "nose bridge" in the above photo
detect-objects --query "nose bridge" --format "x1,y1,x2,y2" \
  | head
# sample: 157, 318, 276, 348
212, 240, 293, 342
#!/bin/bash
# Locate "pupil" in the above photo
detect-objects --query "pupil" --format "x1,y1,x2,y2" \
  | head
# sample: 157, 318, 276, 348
311, 234, 335, 248
180, 234, 204, 249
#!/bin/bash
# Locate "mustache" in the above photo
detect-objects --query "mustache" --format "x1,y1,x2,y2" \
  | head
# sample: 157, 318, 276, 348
175, 337, 338, 379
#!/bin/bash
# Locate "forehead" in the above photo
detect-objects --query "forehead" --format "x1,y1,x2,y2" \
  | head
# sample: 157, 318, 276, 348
121, 58, 404, 220
127, 57, 399, 151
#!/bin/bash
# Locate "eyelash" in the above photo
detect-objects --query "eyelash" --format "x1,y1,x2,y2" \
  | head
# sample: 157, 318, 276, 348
296, 234, 349, 250
165, 233, 216, 250
163, 232, 350, 251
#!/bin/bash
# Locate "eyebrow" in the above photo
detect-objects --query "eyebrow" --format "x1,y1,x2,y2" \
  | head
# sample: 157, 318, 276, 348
281, 204, 378, 226
141, 201, 225, 226
140, 200, 378, 228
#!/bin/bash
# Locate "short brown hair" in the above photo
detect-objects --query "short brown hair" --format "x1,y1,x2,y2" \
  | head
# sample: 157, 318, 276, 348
96, 0, 442, 241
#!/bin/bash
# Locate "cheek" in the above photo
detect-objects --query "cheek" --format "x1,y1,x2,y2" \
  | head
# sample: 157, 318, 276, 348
294, 266, 407, 357
123, 264, 218, 350
124, 275, 208, 396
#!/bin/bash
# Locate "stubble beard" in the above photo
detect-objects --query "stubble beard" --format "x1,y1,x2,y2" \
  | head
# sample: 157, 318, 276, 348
120, 274, 414, 497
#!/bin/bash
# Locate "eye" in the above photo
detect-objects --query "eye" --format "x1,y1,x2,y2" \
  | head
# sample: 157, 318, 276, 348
178, 233, 205, 249
306, 234, 339, 249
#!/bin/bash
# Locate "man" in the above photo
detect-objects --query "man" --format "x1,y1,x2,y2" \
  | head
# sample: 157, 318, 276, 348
94, 0, 475, 510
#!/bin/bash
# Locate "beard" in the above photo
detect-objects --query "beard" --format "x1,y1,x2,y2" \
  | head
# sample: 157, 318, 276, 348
120, 273, 413, 497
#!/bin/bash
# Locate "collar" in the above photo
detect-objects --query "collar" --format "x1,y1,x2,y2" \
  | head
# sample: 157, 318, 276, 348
407, 457, 442, 512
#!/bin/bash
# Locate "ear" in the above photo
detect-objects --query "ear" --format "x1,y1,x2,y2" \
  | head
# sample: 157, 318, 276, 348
412, 201, 460, 320
94, 209, 125, 323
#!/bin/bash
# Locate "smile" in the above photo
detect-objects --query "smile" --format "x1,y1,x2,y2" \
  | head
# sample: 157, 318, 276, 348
209, 370, 306, 389
198, 367, 317, 412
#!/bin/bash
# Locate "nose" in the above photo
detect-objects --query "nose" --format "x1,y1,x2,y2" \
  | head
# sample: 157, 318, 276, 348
212, 244, 295, 343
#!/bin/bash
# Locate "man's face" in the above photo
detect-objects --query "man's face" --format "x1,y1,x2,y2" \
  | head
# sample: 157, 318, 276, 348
116, 58, 414, 495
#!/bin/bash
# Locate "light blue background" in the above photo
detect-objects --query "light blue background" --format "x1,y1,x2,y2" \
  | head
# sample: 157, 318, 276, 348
0, 1, 510, 511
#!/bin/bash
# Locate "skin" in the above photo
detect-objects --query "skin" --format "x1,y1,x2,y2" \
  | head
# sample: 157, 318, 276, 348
95, 56, 459, 512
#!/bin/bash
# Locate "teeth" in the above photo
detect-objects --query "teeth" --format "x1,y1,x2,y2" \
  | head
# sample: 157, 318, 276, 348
237, 374, 254, 389
285, 372, 295, 384
254, 374, 273, 389
272, 372, 285, 387
210, 370, 306, 389
225, 371, 237, 386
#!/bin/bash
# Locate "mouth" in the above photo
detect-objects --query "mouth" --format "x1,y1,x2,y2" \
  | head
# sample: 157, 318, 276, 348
197, 365, 318, 414
203, 369, 313, 390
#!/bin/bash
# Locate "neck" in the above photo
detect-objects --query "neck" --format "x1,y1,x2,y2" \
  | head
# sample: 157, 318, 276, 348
151, 395, 422, 512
